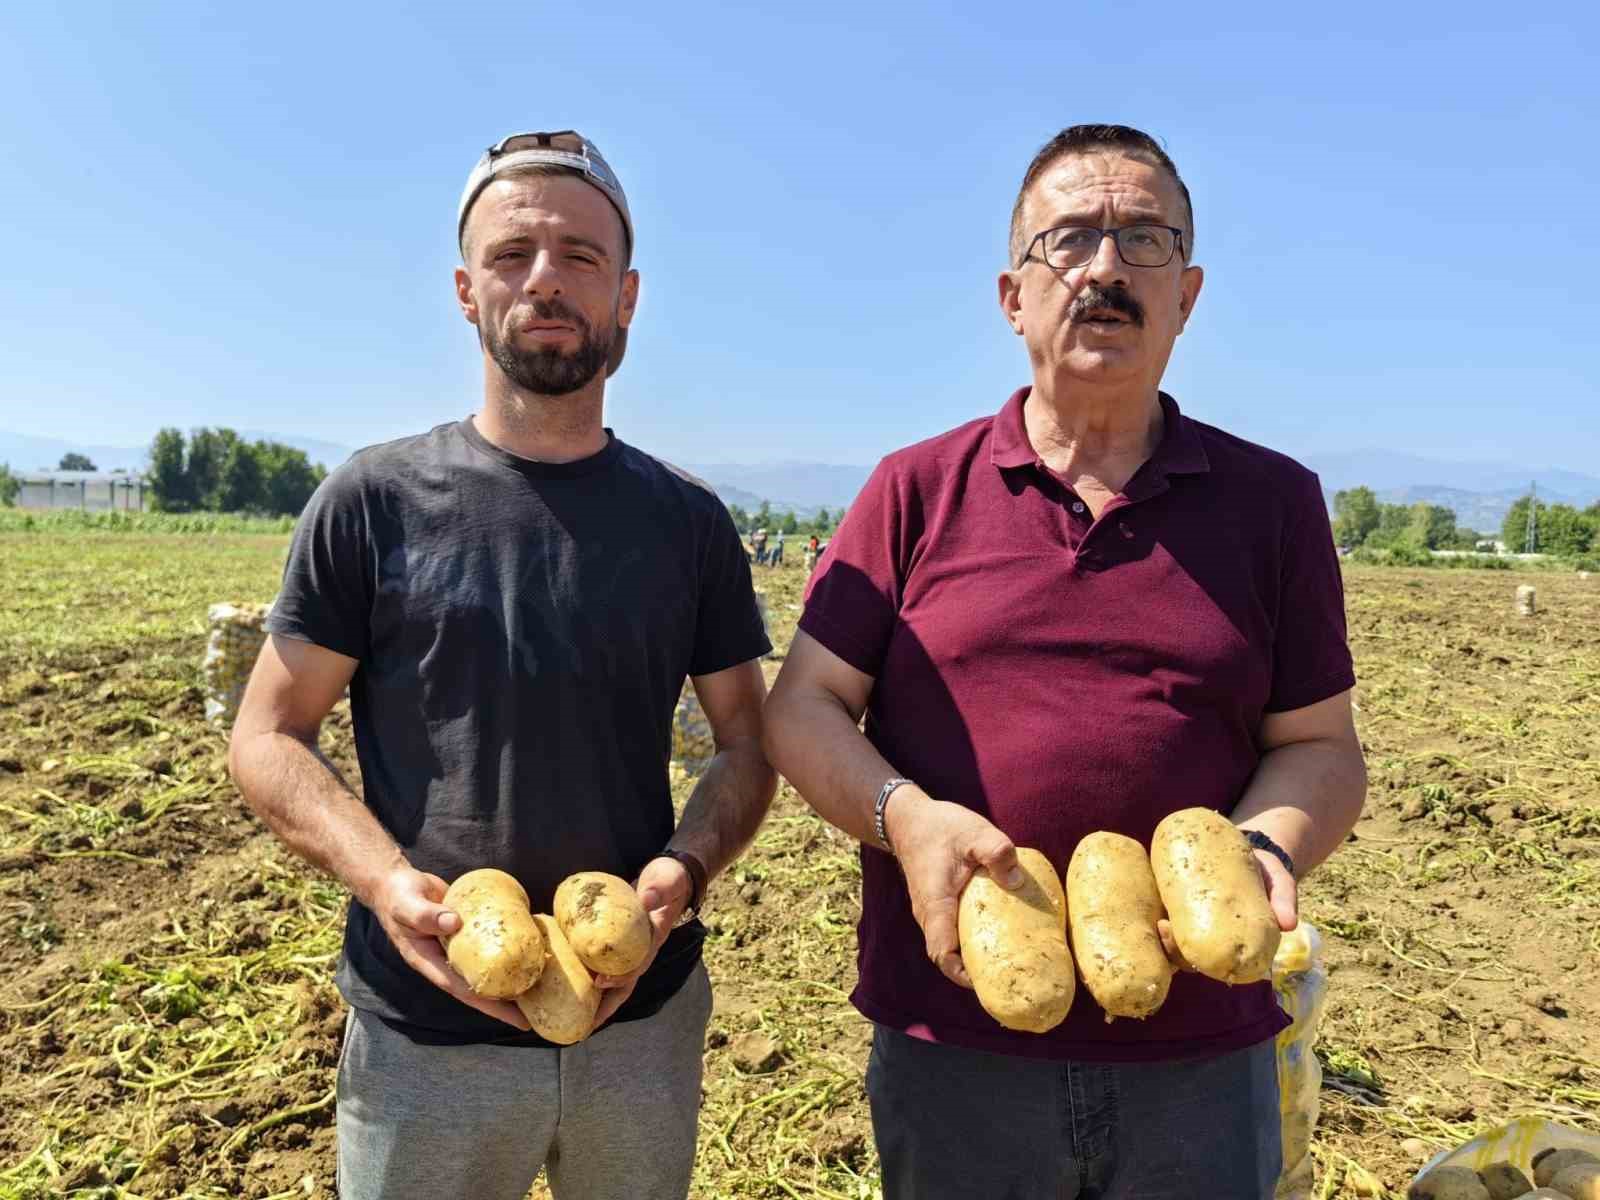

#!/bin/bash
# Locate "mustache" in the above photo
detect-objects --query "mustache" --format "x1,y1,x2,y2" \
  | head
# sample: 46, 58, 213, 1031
1067, 286, 1144, 328
519, 298, 592, 333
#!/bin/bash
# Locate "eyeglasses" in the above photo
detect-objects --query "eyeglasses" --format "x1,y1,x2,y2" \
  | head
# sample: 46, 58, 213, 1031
1018, 224, 1185, 271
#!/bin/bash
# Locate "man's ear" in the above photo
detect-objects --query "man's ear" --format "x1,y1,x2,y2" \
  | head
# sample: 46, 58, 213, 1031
998, 269, 1025, 336
617, 268, 641, 330
455, 266, 479, 327
1177, 264, 1204, 331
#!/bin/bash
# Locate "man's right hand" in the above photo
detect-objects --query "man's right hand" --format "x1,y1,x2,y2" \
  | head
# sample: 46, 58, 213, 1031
884, 788, 1023, 990
369, 863, 531, 1031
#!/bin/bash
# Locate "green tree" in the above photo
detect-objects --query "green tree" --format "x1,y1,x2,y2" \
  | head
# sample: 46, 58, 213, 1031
147, 428, 193, 512
256, 442, 323, 515
184, 428, 240, 510
219, 441, 266, 511
727, 503, 749, 531
1365, 502, 1412, 549
778, 510, 800, 535
1501, 496, 1535, 553
1331, 487, 1380, 547
1538, 503, 1595, 557
0, 463, 19, 507
1404, 502, 1456, 550
57, 452, 97, 471
753, 500, 772, 529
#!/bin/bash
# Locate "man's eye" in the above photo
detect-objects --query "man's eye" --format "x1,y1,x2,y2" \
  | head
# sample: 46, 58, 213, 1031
495, 250, 526, 262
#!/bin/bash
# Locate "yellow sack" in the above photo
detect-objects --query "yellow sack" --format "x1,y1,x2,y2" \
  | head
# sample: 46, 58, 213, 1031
1273, 922, 1330, 1200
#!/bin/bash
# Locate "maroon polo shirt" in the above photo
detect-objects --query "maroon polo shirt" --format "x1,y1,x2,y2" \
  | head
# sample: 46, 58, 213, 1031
799, 388, 1355, 1063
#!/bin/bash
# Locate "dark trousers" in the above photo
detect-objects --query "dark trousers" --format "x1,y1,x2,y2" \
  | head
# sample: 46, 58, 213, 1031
866, 1024, 1281, 1200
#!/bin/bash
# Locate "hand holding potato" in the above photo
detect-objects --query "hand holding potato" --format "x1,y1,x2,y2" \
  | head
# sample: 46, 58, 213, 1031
369, 861, 530, 1031
883, 787, 1023, 989
588, 855, 695, 1033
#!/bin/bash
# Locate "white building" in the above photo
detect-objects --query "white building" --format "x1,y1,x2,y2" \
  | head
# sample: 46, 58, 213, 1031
16, 471, 149, 512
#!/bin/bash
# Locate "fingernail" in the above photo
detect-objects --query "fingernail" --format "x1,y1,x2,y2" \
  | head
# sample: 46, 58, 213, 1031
1004, 868, 1024, 889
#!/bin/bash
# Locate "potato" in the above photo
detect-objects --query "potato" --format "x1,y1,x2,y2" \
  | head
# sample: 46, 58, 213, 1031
1150, 808, 1281, 985
1537, 1150, 1600, 1189
1407, 1165, 1491, 1199
1551, 1162, 1600, 1200
1479, 1163, 1534, 1200
1510, 1190, 1581, 1199
439, 868, 545, 998
515, 914, 600, 1045
554, 871, 652, 976
1066, 832, 1173, 1021
957, 847, 1075, 1033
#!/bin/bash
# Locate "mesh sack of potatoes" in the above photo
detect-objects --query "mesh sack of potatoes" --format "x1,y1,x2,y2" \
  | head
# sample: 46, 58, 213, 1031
671, 680, 716, 774
202, 601, 274, 725
1273, 922, 1331, 1200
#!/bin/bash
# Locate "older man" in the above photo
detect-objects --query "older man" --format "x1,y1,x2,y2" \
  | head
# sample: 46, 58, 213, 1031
230, 131, 776, 1200
764, 124, 1365, 1199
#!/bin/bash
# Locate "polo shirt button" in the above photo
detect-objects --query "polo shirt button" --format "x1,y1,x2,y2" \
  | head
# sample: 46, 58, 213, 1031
1071, 501, 1086, 514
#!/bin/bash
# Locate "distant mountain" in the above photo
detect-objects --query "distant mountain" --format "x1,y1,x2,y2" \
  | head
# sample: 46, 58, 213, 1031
1304, 449, 1600, 506
1303, 449, 1600, 534
683, 462, 872, 515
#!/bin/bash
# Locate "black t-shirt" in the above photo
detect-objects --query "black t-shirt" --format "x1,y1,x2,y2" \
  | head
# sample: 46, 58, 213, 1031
263, 418, 770, 1046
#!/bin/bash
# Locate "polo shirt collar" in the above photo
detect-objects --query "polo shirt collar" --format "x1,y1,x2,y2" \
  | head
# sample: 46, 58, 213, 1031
989, 386, 1211, 480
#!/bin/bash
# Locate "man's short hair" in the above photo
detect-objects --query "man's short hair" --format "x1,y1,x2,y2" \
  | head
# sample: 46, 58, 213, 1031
1008, 124, 1195, 266
460, 163, 634, 270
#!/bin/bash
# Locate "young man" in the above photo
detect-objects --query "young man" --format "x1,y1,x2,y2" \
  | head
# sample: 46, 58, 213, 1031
230, 131, 776, 1200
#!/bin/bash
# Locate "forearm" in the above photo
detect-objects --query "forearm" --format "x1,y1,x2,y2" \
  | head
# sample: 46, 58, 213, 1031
763, 688, 907, 848
670, 738, 777, 882
1230, 736, 1367, 876
229, 730, 403, 908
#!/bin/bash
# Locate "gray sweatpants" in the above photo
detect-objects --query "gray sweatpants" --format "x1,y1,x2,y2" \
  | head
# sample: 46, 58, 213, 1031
867, 1024, 1282, 1199
335, 964, 712, 1200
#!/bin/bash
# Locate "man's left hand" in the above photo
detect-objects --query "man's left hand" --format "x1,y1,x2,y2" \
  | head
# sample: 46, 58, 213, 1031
1157, 849, 1298, 969
589, 855, 693, 1032
1254, 849, 1299, 933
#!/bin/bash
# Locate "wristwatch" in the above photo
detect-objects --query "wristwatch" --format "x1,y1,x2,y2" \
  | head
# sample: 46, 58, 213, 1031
655, 848, 708, 923
1243, 829, 1296, 878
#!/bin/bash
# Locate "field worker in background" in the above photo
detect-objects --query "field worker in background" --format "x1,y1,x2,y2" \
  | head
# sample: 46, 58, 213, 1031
805, 532, 820, 572
752, 525, 769, 564
229, 130, 776, 1200
771, 531, 785, 566
764, 124, 1366, 1199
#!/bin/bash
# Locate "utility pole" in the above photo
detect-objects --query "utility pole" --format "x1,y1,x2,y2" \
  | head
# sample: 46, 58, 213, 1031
1524, 481, 1538, 554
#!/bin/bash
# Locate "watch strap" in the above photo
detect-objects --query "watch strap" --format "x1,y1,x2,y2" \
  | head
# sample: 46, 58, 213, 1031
1243, 829, 1296, 878
655, 848, 707, 919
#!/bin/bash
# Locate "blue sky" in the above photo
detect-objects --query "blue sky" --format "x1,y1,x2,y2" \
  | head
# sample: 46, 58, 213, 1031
1, 4, 1595, 470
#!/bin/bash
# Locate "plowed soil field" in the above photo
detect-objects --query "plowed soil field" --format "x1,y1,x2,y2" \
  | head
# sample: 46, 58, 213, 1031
1, 532, 1595, 1198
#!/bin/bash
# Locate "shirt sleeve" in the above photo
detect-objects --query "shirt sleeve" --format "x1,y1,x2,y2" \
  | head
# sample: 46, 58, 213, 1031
797, 458, 906, 677
688, 501, 772, 677
262, 465, 374, 662
1265, 471, 1357, 713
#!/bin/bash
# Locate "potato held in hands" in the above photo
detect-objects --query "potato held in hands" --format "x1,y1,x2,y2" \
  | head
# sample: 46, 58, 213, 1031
554, 871, 652, 977
1066, 832, 1173, 1022
440, 869, 545, 999
1151, 808, 1281, 985
515, 914, 601, 1045
957, 847, 1075, 1034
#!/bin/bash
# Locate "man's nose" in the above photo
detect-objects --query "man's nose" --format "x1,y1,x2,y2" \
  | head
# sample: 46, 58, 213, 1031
1083, 231, 1129, 289
523, 249, 563, 296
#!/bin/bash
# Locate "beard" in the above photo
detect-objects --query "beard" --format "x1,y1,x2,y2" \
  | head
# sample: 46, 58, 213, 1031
484, 298, 617, 396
